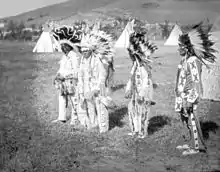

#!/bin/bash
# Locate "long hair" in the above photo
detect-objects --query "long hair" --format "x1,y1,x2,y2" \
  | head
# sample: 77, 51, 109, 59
60, 43, 73, 55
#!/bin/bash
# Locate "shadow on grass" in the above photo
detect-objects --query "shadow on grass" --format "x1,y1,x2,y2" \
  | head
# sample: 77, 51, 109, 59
153, 83, 158, 89
0, 49, 90, 172
109, 106, 127, 130
200, 100, 220, 140
152, 56, 162, 59
148, 115, 171, 135
111, 84, 126, 92
209, 170, 220, 172
200, 121, 219, 140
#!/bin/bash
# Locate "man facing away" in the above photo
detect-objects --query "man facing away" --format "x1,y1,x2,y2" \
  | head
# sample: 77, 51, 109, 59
125, 31, 158, 139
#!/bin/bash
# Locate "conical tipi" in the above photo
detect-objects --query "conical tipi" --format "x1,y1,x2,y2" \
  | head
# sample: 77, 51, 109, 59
33, 25, 62, 53
201, 35, 220, 101
164, 24, 182, 46
211, 16, 220, 32
114, 19, 135, 49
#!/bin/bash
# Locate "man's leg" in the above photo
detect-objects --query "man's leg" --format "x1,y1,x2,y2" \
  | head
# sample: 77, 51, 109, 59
86, 100, 97, 129
88, 99, 98, 128
77, 100, 87, 127
139, 104, 150, 138
193, 110, 207, 151
52, 94, 67, 123
136, 104, 142, 137
128, 100, 136, 136
182, 104, 205, 155
96, 98, 109, 133
69, 95, 79, 125
176, 108, 191, 150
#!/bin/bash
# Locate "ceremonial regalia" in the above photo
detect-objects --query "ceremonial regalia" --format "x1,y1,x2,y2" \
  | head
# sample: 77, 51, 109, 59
52, 26, 83, 125
175, 22, 217, 155
125, 32, 158, 138
76, 25, 115, 133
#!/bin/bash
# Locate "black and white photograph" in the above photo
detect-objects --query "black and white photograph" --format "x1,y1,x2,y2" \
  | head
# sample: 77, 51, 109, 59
0, 0, 219, 171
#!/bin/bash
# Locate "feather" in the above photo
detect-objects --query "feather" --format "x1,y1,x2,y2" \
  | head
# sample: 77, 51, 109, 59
128, 31, 157, 63
52, 24, 83, 44
78, 24, 115, 64
179, 22, 217, 64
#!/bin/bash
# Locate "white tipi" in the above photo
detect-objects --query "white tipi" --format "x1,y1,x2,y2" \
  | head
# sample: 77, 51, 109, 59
33, 26, 61, 53
201, 32, 220, 101
211, 16, 220, 32
164, 24, 182, 46
114, 19, 135, 49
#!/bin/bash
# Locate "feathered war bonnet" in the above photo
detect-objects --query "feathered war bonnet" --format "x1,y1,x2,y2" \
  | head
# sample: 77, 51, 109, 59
75, 22, 116, 108
76, 22, 115, 66
52, 24, 83, 49
178, 22, 218, 66
127, 31, 158, 64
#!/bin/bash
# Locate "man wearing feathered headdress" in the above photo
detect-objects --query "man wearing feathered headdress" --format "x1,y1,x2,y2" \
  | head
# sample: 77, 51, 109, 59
175, 22, 217, 155
52, 25, 83, 125
76, 23, 115, 133
125, 31, 158, 139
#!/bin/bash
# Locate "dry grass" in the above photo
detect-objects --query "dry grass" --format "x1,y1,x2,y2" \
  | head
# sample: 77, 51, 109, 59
0, 42, 219, 172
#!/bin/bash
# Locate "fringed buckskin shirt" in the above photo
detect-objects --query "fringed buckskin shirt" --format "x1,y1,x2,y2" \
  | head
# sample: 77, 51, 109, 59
126, 61, 153, 102
57, 51, 81, 78
175, 56, 203, 111
78, 55, 108, 96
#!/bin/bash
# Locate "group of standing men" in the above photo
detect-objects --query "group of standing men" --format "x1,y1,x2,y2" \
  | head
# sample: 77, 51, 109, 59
51, 21, 217, 155
52, 23, 115, 133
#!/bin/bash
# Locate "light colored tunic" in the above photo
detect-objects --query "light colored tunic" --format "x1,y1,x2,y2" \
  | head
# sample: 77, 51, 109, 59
126, 61, 153, 137
56, 51, 81, 123
78, 54, 110, 133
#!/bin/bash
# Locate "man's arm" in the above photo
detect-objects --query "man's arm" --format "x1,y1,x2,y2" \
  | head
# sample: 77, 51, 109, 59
175, 65, 182, 96
77, 60, 84, 96
138, 66, 152, 100
96, 59, 109, 97
125, 62, 137, 98
57, 55, 66, 75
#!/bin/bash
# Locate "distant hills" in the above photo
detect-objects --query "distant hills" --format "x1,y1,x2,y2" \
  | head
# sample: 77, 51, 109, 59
2, 0, 220, 26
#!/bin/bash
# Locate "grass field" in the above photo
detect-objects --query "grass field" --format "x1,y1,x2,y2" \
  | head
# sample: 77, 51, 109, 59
0, 41, 219, 172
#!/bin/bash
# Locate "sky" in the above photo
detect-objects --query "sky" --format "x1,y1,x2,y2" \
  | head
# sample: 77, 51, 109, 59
0, 0, 67, 18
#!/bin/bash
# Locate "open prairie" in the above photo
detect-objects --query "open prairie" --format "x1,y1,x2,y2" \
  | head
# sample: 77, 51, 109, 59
0, 41, 219, 172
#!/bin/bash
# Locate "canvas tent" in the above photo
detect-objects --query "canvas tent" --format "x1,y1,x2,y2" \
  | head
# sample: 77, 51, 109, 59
202, 62, 220, 101
201, 32, 220, 101
202, 32, 220, 101
164, 24, 182, 46
114, 19, 135, 49
33, 31, 62, 53
211, 16, 220, 32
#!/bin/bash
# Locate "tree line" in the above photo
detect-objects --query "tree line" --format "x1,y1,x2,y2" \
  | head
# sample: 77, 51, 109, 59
0, 20, 42, 41
0, 18, 181, 42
